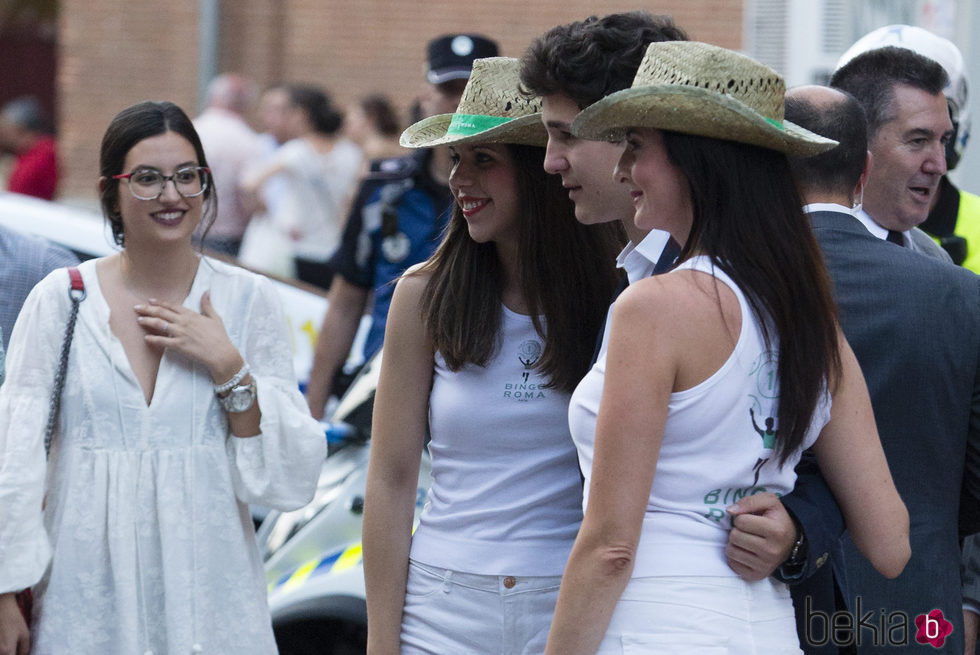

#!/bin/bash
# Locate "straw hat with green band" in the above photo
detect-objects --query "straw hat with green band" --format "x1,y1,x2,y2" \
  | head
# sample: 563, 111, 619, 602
571, 41, 838, 157
400, 57, 547, 148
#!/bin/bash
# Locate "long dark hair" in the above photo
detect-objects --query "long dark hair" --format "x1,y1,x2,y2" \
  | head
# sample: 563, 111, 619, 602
99, 100, 217, 246
662, 132, 841, 465
418, 144, 622, 393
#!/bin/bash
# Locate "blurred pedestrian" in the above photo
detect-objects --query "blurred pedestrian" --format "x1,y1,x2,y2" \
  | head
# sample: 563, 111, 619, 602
0, 224, 79, 351
0, 96, 58, 200
235, 83, 296, 277
0, 224, 79, 404
242, 84, 362, 289
193, 73, 265, 257
251, 83, 294, 219
363, 57, 622, 654
0, 100, 325, 654
344, 93, 405, 163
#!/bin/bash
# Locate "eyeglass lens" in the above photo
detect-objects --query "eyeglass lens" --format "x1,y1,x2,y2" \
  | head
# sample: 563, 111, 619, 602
129, 168, 208, 200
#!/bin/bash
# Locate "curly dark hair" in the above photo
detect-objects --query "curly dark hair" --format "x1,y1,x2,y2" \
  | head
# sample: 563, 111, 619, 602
520, 11, 688, 108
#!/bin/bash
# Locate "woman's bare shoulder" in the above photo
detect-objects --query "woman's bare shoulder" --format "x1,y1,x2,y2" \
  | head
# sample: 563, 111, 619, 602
393, 263, 432, 299
622, 269, 715, 315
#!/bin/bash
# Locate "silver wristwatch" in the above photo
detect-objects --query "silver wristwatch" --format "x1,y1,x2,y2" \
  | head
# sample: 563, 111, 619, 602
217, 379, 257, 413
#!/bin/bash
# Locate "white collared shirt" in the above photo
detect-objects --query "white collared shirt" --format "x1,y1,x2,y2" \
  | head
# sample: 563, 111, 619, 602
616, 229, 672, 285
802, 202, 856, 217
852, 208, 905, 245
803, 203, 907, 246
803, 202, 909, 247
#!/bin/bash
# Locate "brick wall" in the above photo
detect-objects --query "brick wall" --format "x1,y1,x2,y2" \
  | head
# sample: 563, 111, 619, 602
58, 1, 742, 203
59, 1, 202, 201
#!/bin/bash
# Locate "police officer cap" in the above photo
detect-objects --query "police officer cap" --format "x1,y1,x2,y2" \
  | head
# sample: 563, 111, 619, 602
426, 34, 500, 85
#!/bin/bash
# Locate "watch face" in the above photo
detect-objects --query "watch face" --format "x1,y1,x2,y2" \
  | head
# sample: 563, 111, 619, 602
224, 383, 256, 412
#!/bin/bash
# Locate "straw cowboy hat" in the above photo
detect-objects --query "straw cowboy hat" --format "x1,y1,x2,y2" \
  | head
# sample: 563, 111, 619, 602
400, 56, 546, 148
572, 41, 838, 156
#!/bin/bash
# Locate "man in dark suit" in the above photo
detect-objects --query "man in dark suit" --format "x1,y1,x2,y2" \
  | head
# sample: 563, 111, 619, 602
786, 83, 980, 654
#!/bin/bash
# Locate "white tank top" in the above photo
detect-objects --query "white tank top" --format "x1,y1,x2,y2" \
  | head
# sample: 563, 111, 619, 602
410, 305, 583, 575
568, 255, 831, 577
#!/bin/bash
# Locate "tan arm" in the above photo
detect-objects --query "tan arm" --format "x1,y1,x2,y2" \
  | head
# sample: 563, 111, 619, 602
305, 277, 369, 420
362, 273, 433, 654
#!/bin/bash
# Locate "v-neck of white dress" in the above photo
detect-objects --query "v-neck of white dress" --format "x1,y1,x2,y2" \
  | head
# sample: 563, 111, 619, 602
86, 257, 208, 409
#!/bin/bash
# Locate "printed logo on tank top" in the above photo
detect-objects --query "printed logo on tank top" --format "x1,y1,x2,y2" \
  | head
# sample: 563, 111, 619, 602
502, 339, 546, 401
702, 351, 781, 525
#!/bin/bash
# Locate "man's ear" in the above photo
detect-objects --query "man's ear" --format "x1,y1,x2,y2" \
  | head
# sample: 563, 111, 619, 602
853, 150, 872, 200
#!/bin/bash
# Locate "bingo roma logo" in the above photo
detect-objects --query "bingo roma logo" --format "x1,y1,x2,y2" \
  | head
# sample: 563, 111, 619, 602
804, 598, 953, 648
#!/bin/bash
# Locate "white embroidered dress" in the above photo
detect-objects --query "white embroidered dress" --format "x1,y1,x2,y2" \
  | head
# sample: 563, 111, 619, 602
0, 257, 326, 654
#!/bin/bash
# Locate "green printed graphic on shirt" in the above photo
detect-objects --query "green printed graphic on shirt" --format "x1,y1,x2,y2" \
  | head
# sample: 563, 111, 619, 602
698, 352, 785, 525
748, 351, 779, 450
703, 485, 781, 523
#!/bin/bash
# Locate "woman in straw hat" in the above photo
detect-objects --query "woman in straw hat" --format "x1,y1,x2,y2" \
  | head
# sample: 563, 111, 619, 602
545, 42, 909, 653
361, 57, 622, 654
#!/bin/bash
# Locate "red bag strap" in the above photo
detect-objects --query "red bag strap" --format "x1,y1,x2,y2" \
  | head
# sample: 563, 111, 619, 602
68, 266, 85, 296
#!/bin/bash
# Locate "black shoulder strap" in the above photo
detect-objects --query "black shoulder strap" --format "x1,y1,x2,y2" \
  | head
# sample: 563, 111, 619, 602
44, 267, 86, 457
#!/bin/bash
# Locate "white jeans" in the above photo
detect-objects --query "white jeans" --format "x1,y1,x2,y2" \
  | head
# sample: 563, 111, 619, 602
595, 575, 802, 654
399, 560, 562, 654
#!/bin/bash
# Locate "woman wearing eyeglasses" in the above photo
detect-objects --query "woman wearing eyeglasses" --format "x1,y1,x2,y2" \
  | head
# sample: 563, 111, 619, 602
0, 100, 325, 655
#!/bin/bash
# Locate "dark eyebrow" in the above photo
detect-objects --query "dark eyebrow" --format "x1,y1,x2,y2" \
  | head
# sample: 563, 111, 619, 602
133, 161, 198, 175
545, 120, 571, 130
133, 161, 198, 172
903, 127, 940, 140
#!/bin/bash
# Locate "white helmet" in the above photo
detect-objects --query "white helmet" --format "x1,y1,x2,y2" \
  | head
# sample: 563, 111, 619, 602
837, 24, 971, 169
